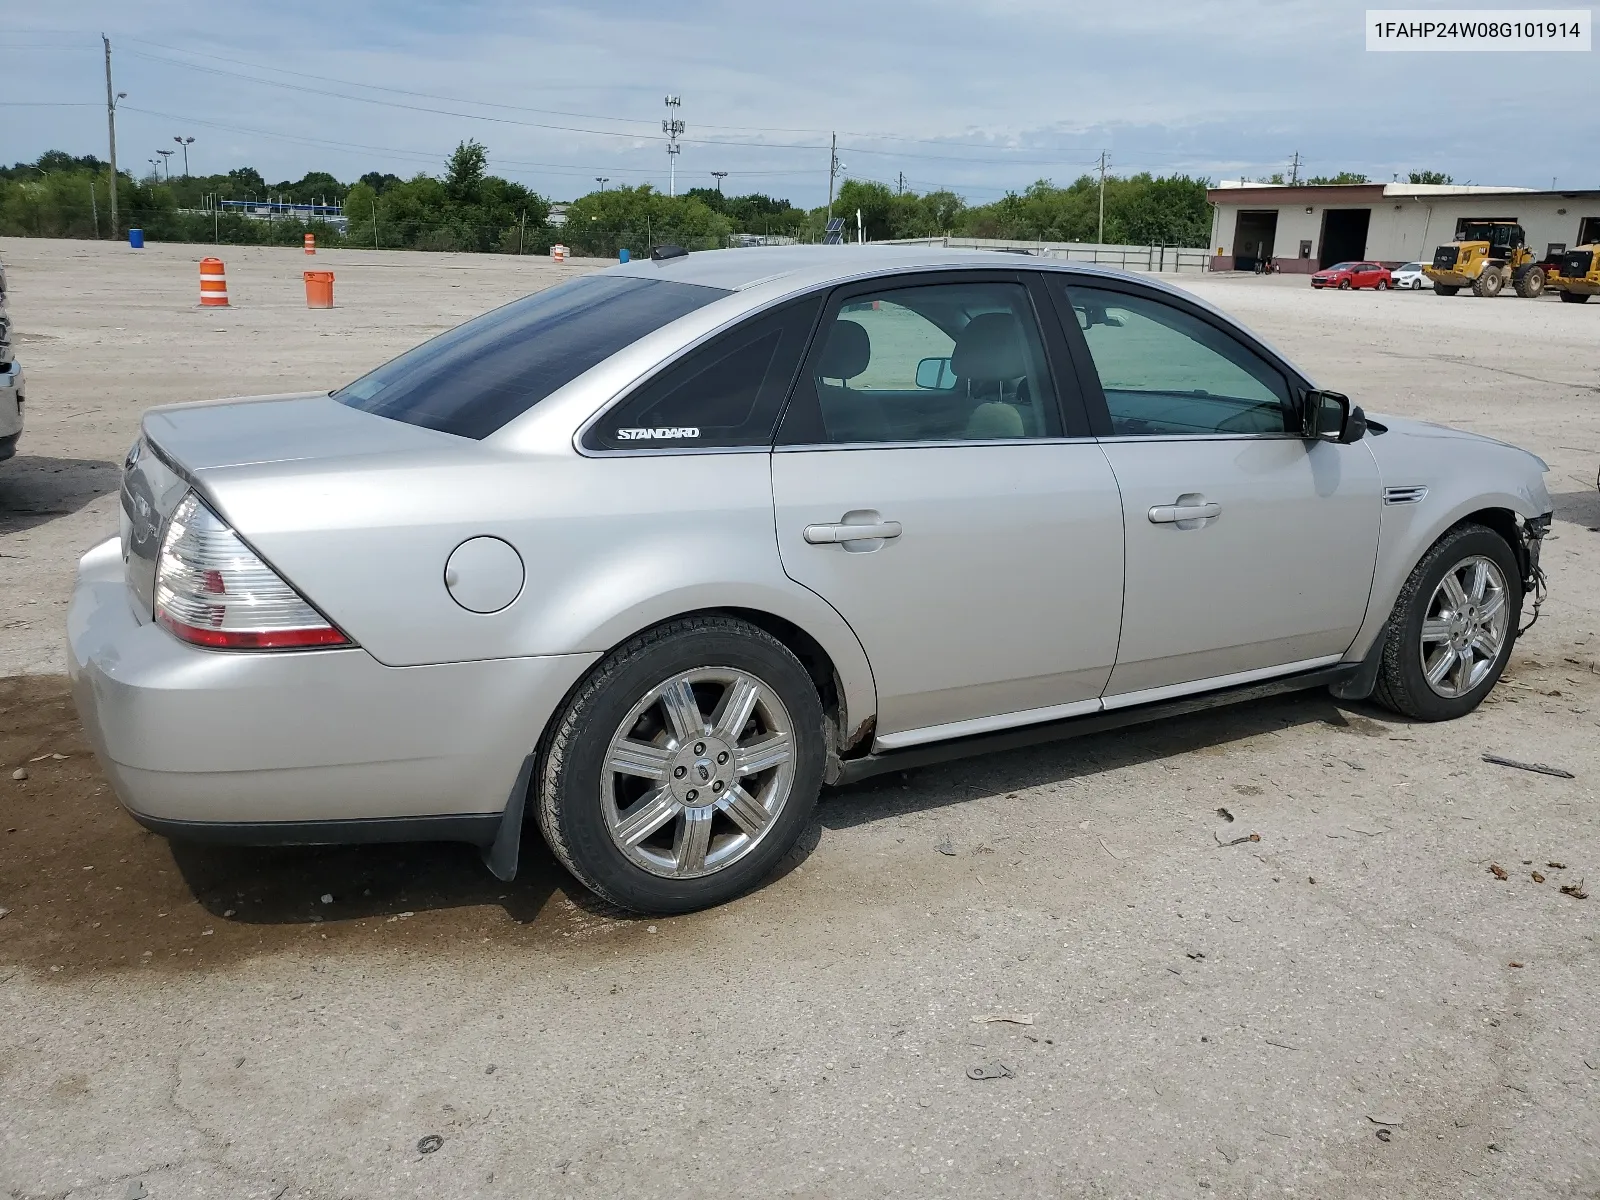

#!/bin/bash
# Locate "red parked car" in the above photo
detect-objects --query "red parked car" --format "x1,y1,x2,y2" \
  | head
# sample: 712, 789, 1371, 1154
1311, 262, 1392, 290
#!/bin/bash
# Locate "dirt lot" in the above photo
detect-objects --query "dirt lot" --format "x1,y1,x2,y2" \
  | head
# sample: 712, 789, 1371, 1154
2, 238, 1597, 1199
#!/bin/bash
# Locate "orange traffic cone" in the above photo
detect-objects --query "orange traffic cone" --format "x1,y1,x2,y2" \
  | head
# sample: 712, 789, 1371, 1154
199, 258, 229, 306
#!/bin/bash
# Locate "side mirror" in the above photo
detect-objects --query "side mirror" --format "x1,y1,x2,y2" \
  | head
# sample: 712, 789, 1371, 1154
1302, 389, 1366, 443
915, 356, 956, 390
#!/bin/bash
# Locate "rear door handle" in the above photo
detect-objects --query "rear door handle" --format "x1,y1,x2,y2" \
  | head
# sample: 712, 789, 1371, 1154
803, 520, 903, 544
1148, 501, 1221, 524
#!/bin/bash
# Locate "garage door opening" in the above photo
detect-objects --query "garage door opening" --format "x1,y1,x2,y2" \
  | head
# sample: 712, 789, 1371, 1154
1319, 209, 1370, 268
1233, 210, 1278, 271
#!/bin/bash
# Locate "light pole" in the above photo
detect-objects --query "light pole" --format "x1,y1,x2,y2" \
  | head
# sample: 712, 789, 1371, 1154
173, 135, 194, 176
595, 177, 609, 192
711, 170, 728, 193
156, 148, 174, 181
147, 158, 159, 183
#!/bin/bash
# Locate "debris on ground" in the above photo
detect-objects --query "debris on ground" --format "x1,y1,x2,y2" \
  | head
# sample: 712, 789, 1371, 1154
1509, 961, 1524, 969
1488, 863, 1509, 880
1186, 951, 1206, 961
319, 894, 334, 905
1532, 871, 1546, 883
1559, 879, 1589, 900
935, 838, 956, 856
1214, 831, 1261, 848
485, 1063, 497, 1074
124, 1182, 147, 1200
417, 1134, 444, 1155
970, 1013, 1035, 1025
11, 768, 27, 781
966, 1062, 1015, 1080
1482, 753, 1575, 779
1375, 1128, 1393, 1142
1368, 1115, 1403, 1127
1216, 807, 1235, 822
1547, 861, 1567, 869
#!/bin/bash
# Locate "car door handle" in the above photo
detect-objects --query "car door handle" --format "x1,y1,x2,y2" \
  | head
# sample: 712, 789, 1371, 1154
1148, 501, 1221, 524
803, 520, 903, 544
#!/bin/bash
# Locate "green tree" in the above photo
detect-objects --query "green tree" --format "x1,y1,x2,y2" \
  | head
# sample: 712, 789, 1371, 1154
446, 139, 489, 201
1407, 170, 1453, 185
1304, 171, 1370, 184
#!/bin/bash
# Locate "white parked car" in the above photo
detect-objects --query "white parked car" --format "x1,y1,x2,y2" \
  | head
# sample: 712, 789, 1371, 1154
1391, 262, 1429, 290
70, 247, 1553, 913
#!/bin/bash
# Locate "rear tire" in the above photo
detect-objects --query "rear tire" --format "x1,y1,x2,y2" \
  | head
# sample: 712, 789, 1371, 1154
1473, 268, 1504, 298
536, 615, 826, 914
1559, 290, 1591, 303
1372, 524, 1522, 721
1433, 284, 1460, 296
1513, 266, 1546, 298
1376, 279, 1389, 290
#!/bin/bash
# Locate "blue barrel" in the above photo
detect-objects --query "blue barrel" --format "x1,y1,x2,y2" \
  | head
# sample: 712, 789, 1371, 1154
128, 228, 145, 249
619, 248, 630, 263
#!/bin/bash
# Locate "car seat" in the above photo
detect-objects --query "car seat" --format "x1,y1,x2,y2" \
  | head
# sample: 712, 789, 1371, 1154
953, 312, 1033, 439
815, 320, 889, 442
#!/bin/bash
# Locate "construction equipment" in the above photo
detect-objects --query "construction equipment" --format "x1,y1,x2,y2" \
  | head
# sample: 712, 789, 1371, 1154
1423, 220, 1544, 298
1543, 216, 1600, 304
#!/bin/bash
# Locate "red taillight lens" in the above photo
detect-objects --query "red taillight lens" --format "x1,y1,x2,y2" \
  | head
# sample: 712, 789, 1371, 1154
153, 492, 351, 651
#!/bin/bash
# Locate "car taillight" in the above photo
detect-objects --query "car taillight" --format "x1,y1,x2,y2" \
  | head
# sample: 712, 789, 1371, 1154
153, 492, 351, 650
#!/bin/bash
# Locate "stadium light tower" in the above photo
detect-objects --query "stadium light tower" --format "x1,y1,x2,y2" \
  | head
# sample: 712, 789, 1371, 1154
711, 170, 728, 193
156, 148, 174, 181
662, 95, 684, 197
173, 135, 195, 176
595, 177, 609, 192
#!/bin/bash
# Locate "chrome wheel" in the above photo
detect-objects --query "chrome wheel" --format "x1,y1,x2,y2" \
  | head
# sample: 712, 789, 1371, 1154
602, 667, 796, 879
1419, 555, 1509, 698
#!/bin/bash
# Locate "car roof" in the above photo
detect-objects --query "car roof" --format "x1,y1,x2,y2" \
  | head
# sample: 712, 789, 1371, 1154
602, 243, 1182, 297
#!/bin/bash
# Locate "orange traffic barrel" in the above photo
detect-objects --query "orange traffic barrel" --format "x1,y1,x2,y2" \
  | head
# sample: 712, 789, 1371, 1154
303, 271, 334, 309
199, 258, 229, 306
304, 233, 316, 254
551, 244, 569, 263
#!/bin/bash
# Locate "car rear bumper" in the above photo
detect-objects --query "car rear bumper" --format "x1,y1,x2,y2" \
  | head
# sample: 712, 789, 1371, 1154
67, 536, 599, 842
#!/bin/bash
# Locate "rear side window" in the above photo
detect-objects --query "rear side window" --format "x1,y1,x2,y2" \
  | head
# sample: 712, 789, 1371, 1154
584, 294, 822, 451
335, 275, 728, 439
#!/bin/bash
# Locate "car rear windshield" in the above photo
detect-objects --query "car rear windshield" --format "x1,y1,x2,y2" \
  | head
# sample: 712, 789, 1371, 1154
334, 274, 729, 439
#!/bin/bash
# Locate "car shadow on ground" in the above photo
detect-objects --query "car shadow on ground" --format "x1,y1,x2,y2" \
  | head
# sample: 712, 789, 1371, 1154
0, 674, 1392, 980
819, 689, 1394, 832
0, 455, 121, 535
1548, 485, 1600, 531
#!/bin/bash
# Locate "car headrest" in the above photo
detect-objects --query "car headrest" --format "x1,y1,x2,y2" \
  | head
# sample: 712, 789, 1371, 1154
951, 312, 1028, 382
818, 319, 870, 380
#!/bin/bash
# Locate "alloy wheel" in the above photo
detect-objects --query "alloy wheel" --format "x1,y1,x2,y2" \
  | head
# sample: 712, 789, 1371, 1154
1419, 555, 1510, 698
601, 667, 796, 879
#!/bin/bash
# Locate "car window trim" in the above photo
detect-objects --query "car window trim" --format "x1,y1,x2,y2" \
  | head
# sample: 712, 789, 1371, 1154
575, 288, 828, 457
1041, 272, 1313, 440
772, 268, 1086, 449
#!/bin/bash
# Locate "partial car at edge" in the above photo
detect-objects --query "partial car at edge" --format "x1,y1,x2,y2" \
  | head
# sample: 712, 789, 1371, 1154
68, 246, 1553, 914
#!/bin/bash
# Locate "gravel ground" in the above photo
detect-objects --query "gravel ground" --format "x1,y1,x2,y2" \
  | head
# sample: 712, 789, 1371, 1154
2, 238, 1598, 1199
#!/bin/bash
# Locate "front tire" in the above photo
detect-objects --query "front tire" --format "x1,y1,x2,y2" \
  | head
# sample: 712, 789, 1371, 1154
536, 615, 826, 914
1372, 525, 1522, 721
1473, 268, 1504, 298
1338, 278, 1352, 290
1433, 284, 1460, 296
1559, 290, 1591, 303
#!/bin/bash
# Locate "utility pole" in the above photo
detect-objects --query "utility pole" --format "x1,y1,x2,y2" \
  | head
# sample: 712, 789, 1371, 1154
662, 95, 683, 197
897, 171, 905, 196
711, 170, 728, 192
1289, 150, 1301, 186
102, 34, 123, 238
827, 132, 840, 221
1096, 150, 1110, 245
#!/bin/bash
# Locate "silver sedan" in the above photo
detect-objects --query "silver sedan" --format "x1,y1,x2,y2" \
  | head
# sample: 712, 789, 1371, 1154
69, 246, 1553, 913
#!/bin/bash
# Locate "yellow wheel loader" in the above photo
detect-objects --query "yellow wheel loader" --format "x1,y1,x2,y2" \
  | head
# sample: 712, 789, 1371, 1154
1423, 220, 1544, 298
1544, 219, 1600, 304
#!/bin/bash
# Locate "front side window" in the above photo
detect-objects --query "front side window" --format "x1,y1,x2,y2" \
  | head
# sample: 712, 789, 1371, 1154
336, 275, 728, 439
778, 279, 1061, 445
1060, 284, 1292, 437
585, 294, 821, 451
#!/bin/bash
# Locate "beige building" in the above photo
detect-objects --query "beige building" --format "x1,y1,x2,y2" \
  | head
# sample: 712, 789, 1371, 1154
1207, 182, 1600, 274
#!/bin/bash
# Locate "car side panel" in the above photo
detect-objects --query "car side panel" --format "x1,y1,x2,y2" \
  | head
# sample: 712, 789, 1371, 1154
1340, 417, 1551, 662
206, 452, 879, 745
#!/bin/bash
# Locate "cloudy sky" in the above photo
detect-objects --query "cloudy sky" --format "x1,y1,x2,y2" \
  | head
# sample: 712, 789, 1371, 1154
5, 1, 1594, 204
